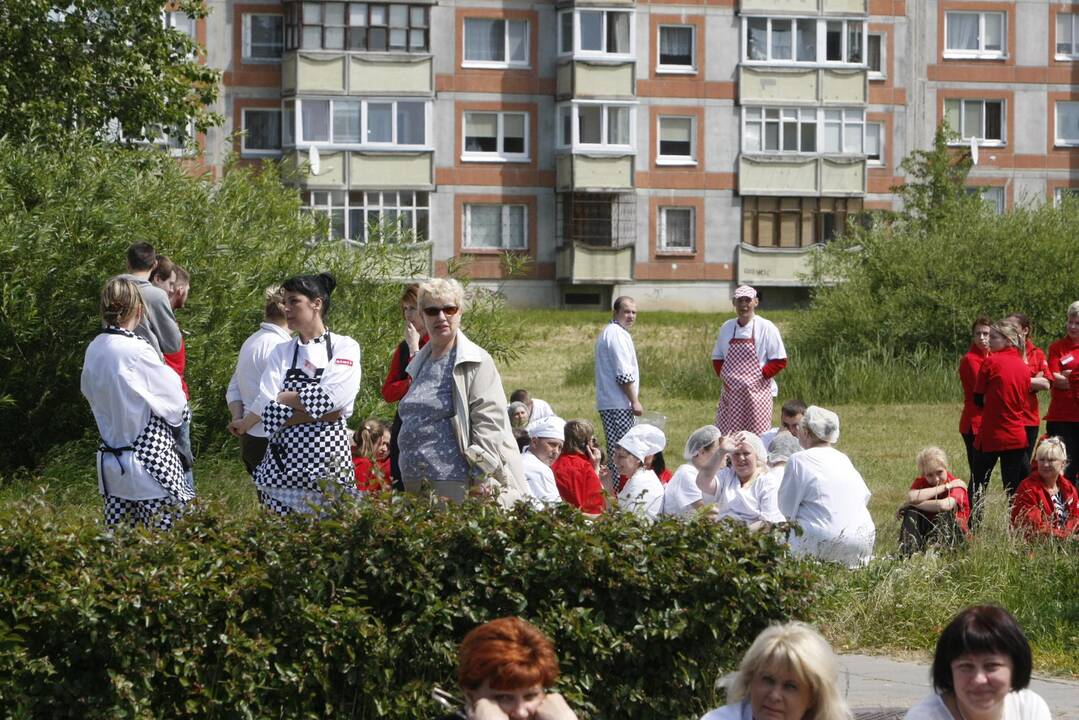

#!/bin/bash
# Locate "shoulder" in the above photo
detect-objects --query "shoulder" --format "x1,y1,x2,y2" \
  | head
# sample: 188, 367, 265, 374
1007, 689, 1051, 720
700, 701, 749, 720
455, 331, 493, 366
756, 316, 781, 334
140, 284, 172, 307
904, 693, 950, 720
329, 332, 361, 354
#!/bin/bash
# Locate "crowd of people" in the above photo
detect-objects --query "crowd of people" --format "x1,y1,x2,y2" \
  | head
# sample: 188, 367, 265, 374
80, 245, 1078, 555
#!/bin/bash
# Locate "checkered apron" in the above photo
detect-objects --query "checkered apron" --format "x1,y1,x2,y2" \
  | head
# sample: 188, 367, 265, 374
254, 334, 359, 515
715, 321, 773, 436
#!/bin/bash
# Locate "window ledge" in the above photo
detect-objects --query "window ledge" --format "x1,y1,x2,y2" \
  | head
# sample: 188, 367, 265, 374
656, 158, 698, 167
564, 53, 636, 64
461, 61, 531, 71
566, 147, 636, 156
460, 155, 532, 163
942, 51, 1007, 61
1053, 142, 1079, 149
1055, 54, 1079, 62
656, 66, 697, 75
656, 250, 697, 257
946, 141, 1006, 148
291, 144, 435, 153
461, 247, 529, 255
866, 160, 885, 168
241, 57, 283, 65
868, 71, 886, 81
241, 150, 284, 158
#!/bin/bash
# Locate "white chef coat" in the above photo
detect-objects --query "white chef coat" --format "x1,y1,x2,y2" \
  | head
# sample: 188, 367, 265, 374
619, 468, 664, 520
251, 332, 362, 422
81, 331, 187, 499
594, 321, 639, 411
714, 466, 786, 526
529, 397, 554, 421
662, 463, 719, 517
711, 316, 787, 397
226, 322, 292, 437
778, 446, 876, 567
522, 450, 563, 507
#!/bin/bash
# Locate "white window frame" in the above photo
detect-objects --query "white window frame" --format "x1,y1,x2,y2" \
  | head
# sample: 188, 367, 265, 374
556, 101, 637, 153
1054, 101, 1079, 147
557, 8, 635, 60
823, 108, 866, 154
865, 121, 883, 165
944, 99, 1006, 146
1056, 13, 1079, 60
241, 108, 283, 156
461, 18, 530, 69
243, 14, 284, 63
289, 98, 431, 150
867, 32, 885, 79
656, 115, 696, 165
656, 24, 696, 74
742, 106, 825, 155
658, 206, 695, 253
742, 16, 866, 66
966, 185, 1005, 214
463, 203, 528, 250
461, 111, 530, 162
1054, 187, 1079, 206
304, 190, 430, 244
943, 11, 1006, 60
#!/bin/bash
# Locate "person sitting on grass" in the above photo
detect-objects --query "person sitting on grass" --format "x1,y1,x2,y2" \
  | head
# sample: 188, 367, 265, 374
603, 424, 666, 520
896, 446, 970, 556
663, 425, 730, 518
760, 399, 807, 451
509, 388, 554, 423
1010, 437, 1079, 541
763, 431, 802, 485
521, 416, 566, 507
551, 419, 608, 515
352, 418, 391, 492
699, 621, 851, 720
714, 431, 787, 531
435, 617, 578, 720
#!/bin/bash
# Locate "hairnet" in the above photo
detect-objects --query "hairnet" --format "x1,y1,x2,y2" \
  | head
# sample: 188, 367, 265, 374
683, 425, 722, 460
802, 405, 840, 444
768, 431, 802, 465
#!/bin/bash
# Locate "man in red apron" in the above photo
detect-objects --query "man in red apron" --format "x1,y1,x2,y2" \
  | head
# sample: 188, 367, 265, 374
712, 285, 788, 435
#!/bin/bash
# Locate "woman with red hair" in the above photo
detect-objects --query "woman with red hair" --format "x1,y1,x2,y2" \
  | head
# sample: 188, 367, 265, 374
436, 617, 578, 720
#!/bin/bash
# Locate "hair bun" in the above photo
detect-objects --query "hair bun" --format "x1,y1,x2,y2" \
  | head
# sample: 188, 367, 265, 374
317, 272, 337, 296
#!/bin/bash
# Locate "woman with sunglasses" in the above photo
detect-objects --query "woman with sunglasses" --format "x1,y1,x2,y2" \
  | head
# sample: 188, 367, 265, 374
1010, 437, 1079, 541
398, 278, 527, 507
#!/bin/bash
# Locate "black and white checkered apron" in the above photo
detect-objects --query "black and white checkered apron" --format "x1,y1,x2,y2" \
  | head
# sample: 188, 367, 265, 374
253, 333, 359, 515
97, 328, 192, 530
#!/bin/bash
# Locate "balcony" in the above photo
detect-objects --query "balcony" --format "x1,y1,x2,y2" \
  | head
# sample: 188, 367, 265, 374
739, 66, 867, 106
282, 53, 432, 96
736, 243, 823, 288
556, 154, 635, 191
284, 150, 433, 188
739, 0, 866, 14
556, 243, 634, 284
557, 61, 635, 100
738, 155, 865, 196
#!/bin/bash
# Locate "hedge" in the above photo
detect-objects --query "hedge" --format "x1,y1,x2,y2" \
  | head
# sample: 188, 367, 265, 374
0, 496, 817, 719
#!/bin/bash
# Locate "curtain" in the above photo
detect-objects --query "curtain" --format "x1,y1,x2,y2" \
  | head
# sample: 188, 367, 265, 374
465, 113, 497, 152
772, 20, 792, 60
302, 100, 330, 142
607, 12, 629, 53
947, 13, 979, 51
1058, 102, 1079, 142
660, 26, 692, 65
578, 106, 601, 144
607, 107, 629, 145
332, 101, 360, 143
508, 20, 527, 63
502, 113, 525, 153
663, 209, 692, 250
467, 206, 502, 248
465, 18, 501, 61
796, 19, 816, 61
506, 206, 526, 248
247, 111, 280, 149
748, 19, 767, 60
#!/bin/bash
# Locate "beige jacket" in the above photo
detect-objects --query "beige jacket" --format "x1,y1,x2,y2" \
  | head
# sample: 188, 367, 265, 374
406, 330, 527, 508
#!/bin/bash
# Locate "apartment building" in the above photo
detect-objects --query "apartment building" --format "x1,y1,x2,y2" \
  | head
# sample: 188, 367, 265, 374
183, 0, 1079, 310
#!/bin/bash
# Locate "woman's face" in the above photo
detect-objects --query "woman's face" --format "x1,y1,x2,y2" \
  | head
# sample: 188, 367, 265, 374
612, 446, 641, 478
971, 324, 991, 351
284, 291, 322, 333
402, 300, 421, 331
1067, 314, 1079, 340
950, 652, 1014, 717
466, 681, 545, 720
923, 461, 949, 487
511, 407, 529, 428
375, 431, 391, 461
1036, 455, 1065, 485
732, 443, 759, 482
749, 662, 814, 720
421, 295, 461, 343
988, 330, 1009, 353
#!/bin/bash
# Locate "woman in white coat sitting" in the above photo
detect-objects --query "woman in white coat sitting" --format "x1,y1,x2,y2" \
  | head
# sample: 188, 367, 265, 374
714, 431, 787, 530
663, 425, 729, 517
605, 423, 666, 519
81, 277, 192, 529
778, 405, 876, 567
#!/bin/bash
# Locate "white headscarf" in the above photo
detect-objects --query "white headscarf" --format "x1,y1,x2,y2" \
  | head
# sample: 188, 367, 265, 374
527, 416, 566, 441
618, 424, 666, 462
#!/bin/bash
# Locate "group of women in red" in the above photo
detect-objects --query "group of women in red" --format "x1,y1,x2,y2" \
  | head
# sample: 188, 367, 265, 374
957, 303, 1079, 540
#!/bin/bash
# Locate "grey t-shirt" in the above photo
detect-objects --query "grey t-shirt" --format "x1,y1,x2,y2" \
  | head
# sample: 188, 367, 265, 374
398, 348, 470, 485
118, 274, 182, 356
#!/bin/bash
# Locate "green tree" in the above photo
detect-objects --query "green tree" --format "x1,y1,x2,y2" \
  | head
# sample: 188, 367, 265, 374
890, 122, 974, 231
0, 0, 220, 143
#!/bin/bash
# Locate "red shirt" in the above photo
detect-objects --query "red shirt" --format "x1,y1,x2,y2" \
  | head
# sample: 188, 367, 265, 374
974, 346, 1031, 451
1045, 336, 1079, 422
1019, 341, 1049, 426
552, 452, 605, 514
354, 456, 391, 492
381, 337, 428, 403
1010, 472, 1079, 540
958, 343, 989, 435
163, 337, 189, 399
909, 473, 970, 536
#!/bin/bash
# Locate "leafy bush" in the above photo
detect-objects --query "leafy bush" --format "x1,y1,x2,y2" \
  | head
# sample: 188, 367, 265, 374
0, 134, 522, 472
0, 496, 816, 719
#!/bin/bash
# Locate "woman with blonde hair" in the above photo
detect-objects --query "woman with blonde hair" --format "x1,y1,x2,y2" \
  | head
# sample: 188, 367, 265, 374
1010, 437, 1079, 540
700, 621, 850, 720
714, 431, 786, 530
897, 447, 970, 555
81, 276, 192, 529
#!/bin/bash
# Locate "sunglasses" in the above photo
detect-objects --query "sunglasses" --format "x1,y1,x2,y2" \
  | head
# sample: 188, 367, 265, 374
422, 305, 460, 317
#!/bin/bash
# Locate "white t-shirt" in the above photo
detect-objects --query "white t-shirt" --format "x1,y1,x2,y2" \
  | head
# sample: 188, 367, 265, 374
711, 316, 787, 397
522, 450, 563, 507
700, 700, 751, 720
529, 398, 554, 421
904, 691, 1050, 720
715, 466, 786, 526
594, 321, 639, 411
778, 446, 876, 567
618, 468, 664, 519
663, 463, 719, 517
225, 322, 293, 437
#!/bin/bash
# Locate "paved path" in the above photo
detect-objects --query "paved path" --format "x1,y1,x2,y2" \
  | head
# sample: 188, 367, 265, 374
840, 654, 1078, 720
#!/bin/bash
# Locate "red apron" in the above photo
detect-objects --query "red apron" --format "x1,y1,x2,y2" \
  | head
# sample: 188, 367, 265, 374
715, 321, 773, 436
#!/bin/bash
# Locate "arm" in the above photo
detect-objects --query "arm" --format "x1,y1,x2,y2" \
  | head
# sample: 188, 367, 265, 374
146, 288, 183, 355
619, 378, 643, 415
712, 358, 724, 377
131, 345, 187, 426
777, 461, 805, 521
465, 356, 528, 507
1010, 486, 1056, 538
761, 322, 788, 379
910, 497, 957, 512
296, 337, 362, 418
613, 332, 643, 415
380, 343, 412, 403
761, 357, 787, 379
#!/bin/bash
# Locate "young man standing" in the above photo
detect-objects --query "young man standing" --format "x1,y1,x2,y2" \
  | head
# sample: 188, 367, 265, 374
594, 296, 643, 477
118, 242, 182, 357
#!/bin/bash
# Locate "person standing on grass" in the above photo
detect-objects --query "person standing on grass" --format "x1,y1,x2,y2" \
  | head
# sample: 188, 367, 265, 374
226, 286, 292, 475
118, 242, 182, 358
594, 296, 643, 478
896, 446, 970, 556
1005, 313, 1050, 457
1010, 437, 1079, 541
154, 258, 195, 492
1044, 301, 1079, 485
381, 283, 428, 490
959, 316, 992, 480
712, 285, 787, 436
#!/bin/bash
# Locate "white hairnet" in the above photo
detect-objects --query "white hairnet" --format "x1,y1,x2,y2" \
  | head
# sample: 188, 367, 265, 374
768, 431, 802, 465
802, 405, 840, 444
735, 432, 768, 467
683, 425, 722, 460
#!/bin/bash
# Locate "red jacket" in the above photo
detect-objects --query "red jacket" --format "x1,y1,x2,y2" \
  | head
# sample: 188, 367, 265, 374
354, 456, 391, 492
163, 337, 189, 399
1019, 341, 1049, 426
380, 336, 428, 403
974, 346, 1031, 451
1045, 336, 1079, 422
958, 343, 989, 435
909, 473, 971, 535
552, 452, 605, 514
1010, 472, 1079, 540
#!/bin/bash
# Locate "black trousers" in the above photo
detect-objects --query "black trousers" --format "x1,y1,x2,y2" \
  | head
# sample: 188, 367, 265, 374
898, 507, 964, 556
961, 432, 977, 480
969, 446, 1028, 528
1045, 420, 1079, 484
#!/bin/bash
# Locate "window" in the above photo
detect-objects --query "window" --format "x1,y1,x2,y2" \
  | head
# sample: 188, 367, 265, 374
463, 18, 528, 67
244, 14, 284, 61
944, 99, 1004, 144
1057, 13, 1079, 59
558, 103, 635, 150
463, 112, 528, 160
464, 204, 527, 250
659, 207, 694, 252
865, 121, 883, 165
658, 25, 694, 70
744, 17, 863, 64
823, 109, 865, 153
867, 33, 884, 77
742, 196, 863, 248
1055, 101, 1079, 146
304, 190, 429, 243
1054, 187, 1079, 205
288, 98, 428, 147
558, 9, 633, 57
824, 19, 864, 64
966, 186, 1004, 214
657, 116, 695, 163
285, 2, 429, 52
242, 109, 282, 154
163, 10, 196, 38
743, 107, 817, 153
944, 11, 1004, 58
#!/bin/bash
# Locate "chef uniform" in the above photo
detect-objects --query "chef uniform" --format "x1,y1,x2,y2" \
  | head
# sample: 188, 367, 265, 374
521, 416, 566, 507
615, 424, 666, 520
251, 331, 363, 515
81, 326, 192, 529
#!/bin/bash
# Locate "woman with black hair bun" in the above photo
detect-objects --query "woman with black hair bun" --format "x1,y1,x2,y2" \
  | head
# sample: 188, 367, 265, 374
228, 273, 363, 515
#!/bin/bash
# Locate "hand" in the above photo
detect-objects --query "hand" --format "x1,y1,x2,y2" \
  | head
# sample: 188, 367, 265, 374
588, 444, 602, 468
948, 478, 968, 490
536, 693, 578, 720
227, 418, 248, 437
631, 400, 644, 416
1052, 372, 1070, 391
405, 321, 421, 354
